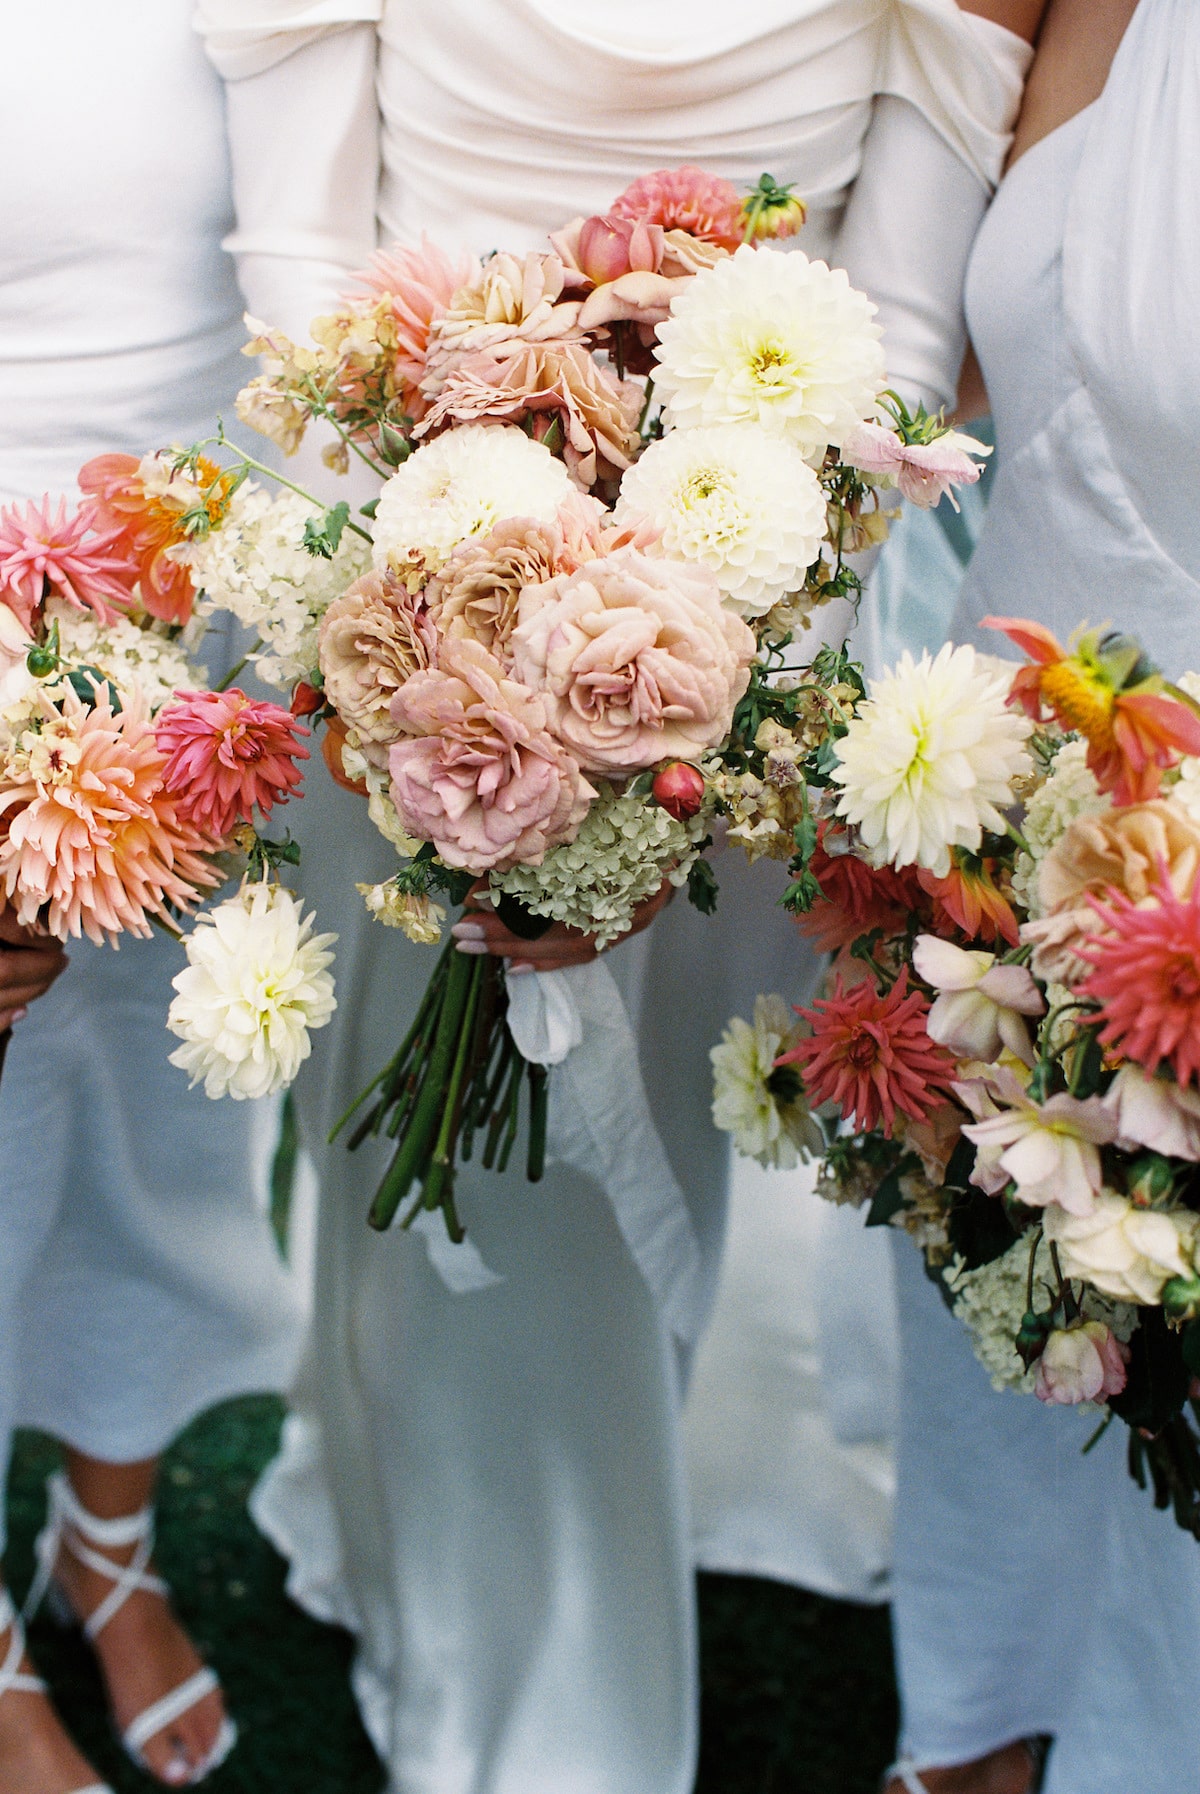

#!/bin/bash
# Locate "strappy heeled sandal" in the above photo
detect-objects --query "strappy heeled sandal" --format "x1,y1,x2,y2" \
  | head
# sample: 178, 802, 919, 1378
0, 1587, 113, 1794
24, 1472, 236, 1786
881, 1740, 1048, 1794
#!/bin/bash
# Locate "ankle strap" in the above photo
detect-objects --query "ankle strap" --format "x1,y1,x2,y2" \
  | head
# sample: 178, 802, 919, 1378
25, 1472, 166, 1642
884, 1764, 930, 1794
0, 1589, 45, 1700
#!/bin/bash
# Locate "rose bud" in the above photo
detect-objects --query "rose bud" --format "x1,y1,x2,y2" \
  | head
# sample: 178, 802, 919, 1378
291, 679, 324, 718
577, 214, 664, 285
652, 761, 706, 820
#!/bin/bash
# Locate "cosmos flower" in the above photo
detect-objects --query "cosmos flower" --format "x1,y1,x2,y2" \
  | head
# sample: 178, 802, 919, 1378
80, 451, 236, 625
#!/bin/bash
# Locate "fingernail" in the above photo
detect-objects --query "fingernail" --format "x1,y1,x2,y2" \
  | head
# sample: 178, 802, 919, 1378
507, 961, 535, 976
454, 940, 488, 956
451, 921, 486, 941
10, 1008, 25, 1024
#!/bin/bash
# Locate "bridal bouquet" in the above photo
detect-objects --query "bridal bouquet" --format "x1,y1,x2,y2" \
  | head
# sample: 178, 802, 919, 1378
0, 459, 333, 1098
713, 617, 1200, 1534
179, 163, 983, 1239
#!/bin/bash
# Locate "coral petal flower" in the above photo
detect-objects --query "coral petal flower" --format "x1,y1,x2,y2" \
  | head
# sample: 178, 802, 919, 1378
80, 453, 233, 625
1080, 872, 1200, 1089
155, 688, 309, 840
0, 495, 136, 627
780, 970, 958, 1135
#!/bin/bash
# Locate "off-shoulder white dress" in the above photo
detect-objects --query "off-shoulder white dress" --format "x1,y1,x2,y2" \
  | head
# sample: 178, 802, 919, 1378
0, 0, 304, 1540
892, 4, 1200, 1787
199, 6, 1027, 1788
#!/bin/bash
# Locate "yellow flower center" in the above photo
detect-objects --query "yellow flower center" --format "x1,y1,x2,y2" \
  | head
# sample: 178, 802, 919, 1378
1039, 660, 1117, 751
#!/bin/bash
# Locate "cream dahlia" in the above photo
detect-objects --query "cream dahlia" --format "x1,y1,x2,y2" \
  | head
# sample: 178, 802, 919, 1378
167, 881, 337, 1100
832, 644, 1033, 876
653, 246, 885, 460
710, 994, 824, 1170
615, 424, 825, 618
371, 425, 574, 583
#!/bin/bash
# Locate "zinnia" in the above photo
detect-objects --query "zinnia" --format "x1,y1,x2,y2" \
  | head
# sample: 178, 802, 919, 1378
510, 547, 755, 775
167, 881, 337, 1100
0, 495, 136, 628
832, 644, 1033, 877
388, 637, 595, 872
1079, 871, 1200, 1089
155, 689, 309, 839
779, 971, 958, 1135
0, 687, 218, 945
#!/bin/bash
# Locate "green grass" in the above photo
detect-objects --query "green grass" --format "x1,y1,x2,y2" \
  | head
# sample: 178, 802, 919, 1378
6, 1399, 897, 1792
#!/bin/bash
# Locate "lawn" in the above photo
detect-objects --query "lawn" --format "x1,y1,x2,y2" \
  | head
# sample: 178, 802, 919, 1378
7, 1398, 897, 1792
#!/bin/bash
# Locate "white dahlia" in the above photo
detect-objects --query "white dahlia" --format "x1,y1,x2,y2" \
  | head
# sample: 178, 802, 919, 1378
710, 994, 824, 1171
372, 425, 574, 581
832, 644, 1033, 876
615, 424, 825, 618
167, 882, 337, 1100
653, 245, 885, 460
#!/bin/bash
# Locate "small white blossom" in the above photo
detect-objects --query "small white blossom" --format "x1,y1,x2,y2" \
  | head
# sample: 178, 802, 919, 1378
44, 599, 202, 713
168, 882, 337, 1100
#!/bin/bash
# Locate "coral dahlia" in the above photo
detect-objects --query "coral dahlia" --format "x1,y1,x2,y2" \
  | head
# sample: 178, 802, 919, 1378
1079, 871, 1200, 1089
779, 971, 957, 1134
80, 452, 235, 625
610, 166, 745, 250
155, 689, 309, 839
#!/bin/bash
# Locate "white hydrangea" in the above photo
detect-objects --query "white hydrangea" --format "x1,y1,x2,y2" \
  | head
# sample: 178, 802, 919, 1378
1011, 737, 1110, 913
832, 643, 1033, 877
372, 425, 574, 581
167, 882, 337, 1100
615, 423, 826, 618
488, 779, 709, 949
653, 245, 885, 461
946, 1234, 1137, 1394
181, 482, 369, 689
45, 599, 202, 713
711, 994, 824, 1170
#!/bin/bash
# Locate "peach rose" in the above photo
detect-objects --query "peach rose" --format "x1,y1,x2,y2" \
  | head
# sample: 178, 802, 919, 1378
387, 637, 594, 871
319, 570, 440, 750
510, 546, 755, 775
1025, 799, 1200, 979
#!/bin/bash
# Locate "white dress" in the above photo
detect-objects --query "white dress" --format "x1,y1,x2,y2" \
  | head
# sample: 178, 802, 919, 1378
200, 6, 1028, 1788
0, 0, 304, 1539
891, 5, 1200, 1786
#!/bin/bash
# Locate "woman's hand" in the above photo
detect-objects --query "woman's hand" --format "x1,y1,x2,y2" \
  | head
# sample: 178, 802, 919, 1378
450, 879, 674, 975
0, 912, 68, 1030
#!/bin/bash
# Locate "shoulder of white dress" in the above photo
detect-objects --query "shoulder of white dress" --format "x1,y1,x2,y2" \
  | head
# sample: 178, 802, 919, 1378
886, 0, 1034, 189
195, 0, 382, 80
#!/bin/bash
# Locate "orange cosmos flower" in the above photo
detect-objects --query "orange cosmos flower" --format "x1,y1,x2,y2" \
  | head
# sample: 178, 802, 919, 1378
79, 452, 236, 625
984, 616, 1200, 806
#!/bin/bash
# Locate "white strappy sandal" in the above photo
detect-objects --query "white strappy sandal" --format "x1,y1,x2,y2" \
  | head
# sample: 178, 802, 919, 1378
883, 1764, 932, 1794
0, 1586, 113, 1794
24, 1472, 237, 1786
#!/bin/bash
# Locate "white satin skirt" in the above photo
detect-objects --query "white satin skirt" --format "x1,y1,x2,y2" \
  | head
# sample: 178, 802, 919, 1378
891, 1233, 1200, 1791
0, 928, 304, 1547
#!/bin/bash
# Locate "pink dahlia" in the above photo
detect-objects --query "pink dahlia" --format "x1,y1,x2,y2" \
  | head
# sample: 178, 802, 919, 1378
354, 237, 479, 402
0, 495, 136, 628
0, 688, 219, 945
610, 166, 745, 251
779, 971, 958, 1135
155, 689, 309, 839
1079, 872, 1200, 1089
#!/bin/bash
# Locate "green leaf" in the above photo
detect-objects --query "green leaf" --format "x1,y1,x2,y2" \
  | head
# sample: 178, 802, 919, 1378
301, 501, 350, 559
865, 1166, 906, 1229
686, 859, 719, 915
359, 497, 381, 520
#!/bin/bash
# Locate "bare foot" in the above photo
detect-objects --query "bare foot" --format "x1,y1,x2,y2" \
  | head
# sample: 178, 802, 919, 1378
54, 1542, 227, 1788
0, 1631, 105, 1794
884, 1741, 1037, 1794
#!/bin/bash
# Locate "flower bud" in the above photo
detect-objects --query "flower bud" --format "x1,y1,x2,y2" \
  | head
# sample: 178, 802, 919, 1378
652, 761, 706, 820
1163, 1275, 1200, 1324
1127, 1151, 1176, 1205
576, 214, 663, 285
291, 680, 324, 718
1034, 1321, 1129, 1405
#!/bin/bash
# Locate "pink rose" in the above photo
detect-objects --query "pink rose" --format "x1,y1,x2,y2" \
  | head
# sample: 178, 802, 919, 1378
510, 547, 754, 775
841, 421, 988, 510
387, 637, 594, 871
1035, 1322, 1129, 1406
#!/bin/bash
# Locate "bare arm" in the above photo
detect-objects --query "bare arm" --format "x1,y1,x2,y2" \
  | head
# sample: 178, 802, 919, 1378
959, 0, 1048, 43
1007, 0, 1138, 166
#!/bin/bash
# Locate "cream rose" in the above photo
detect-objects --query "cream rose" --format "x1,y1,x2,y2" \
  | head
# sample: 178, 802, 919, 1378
509, 547, 754, 775
1043, 1191, 1199, 1305
318, 570, 439, 747
387, 637, 594, 872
